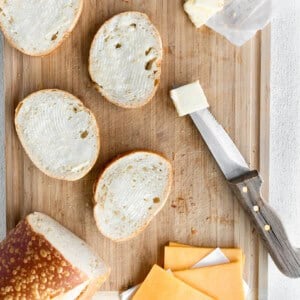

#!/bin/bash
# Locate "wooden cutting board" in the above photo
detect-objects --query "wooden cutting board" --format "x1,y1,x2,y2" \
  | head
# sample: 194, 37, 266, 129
4, 0, 270, 298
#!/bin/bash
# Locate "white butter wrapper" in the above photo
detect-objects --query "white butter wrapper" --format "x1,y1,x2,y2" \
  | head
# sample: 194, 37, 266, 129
192, 247, 230, 268
170, 80, 209, 116
207, 0, 279, 46
184, 0, 225, 28
120, 285, 140, 300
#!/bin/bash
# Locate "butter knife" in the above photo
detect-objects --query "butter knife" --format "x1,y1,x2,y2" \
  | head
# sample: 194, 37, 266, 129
190, 108, 300, 278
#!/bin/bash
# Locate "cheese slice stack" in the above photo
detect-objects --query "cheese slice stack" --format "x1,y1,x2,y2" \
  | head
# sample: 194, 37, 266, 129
165, 243, 246, 300
130, 243, 246, 300
132, 265, 213, 300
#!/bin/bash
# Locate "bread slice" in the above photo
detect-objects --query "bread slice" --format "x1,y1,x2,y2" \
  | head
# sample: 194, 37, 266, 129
15, 89, 100, 181
0, 0, 83, 56
89, 12, 163, 108
94, 151, 173, 242
0, 212, 110, 300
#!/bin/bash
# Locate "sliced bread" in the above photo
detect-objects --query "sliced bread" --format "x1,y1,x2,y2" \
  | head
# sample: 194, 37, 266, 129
94, 151, 173, 242
0, 0, 83, 56
15, 89, 100, 181
89, 12, 163, 108
0, 212, 110, 299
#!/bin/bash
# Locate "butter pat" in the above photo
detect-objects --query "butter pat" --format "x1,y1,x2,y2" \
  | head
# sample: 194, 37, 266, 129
184, 0, 224, 28
170, 80, 209, 117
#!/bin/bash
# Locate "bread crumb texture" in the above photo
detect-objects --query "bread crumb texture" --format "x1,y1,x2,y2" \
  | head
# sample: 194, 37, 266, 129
89, 12, 163, 108
94, 152, 172, 241
15, 90, 99, 181
0, 219, 87, 299
0, 0, 82, 55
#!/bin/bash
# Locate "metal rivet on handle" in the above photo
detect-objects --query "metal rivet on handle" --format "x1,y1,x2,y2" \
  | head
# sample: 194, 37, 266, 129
253, 205, 259, 212
264, 225, 271, 231
242, 186, 248, 193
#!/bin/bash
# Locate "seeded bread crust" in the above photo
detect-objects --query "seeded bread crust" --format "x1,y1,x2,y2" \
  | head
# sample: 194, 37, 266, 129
0, 213, 110, 299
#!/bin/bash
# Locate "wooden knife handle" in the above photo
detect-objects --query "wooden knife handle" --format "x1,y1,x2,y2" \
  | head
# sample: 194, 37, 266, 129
230, 170, 300, 278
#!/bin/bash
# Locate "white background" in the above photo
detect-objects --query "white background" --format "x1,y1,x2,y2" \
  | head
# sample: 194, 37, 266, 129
269, 0, 300, 299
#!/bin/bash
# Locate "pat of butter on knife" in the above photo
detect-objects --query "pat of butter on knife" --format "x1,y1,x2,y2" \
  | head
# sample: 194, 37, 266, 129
170, 80, 209, 116
184, 0, 225, 28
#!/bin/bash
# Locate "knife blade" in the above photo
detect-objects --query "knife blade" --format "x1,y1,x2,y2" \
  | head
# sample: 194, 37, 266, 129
190, 108, 250, 180
189, 107, 300, 278
170, 80, 300, 278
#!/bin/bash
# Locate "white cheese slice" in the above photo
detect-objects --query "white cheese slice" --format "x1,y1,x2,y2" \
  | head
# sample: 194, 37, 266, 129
170, 80, 209, 117
184, 0, 225, 28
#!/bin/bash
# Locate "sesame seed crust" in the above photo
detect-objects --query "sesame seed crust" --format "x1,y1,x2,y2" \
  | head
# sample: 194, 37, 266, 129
0, 219, 88, 299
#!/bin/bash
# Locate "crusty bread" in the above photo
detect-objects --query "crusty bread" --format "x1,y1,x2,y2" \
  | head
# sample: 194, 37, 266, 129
93, 151, 173, 242
89, 12, 163, 109
0, 0, 83, 56
0, 212, 110, 300
15, 89, 100, 181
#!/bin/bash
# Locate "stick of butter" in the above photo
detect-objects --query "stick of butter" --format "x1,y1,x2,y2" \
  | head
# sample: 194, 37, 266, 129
170, 80, 209, 117
184, 0, 225, 28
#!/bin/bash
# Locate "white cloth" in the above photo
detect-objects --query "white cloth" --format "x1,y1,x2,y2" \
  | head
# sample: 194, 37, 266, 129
269, 0, 300, 299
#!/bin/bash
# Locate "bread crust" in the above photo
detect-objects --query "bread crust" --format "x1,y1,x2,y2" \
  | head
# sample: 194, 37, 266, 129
0, 0, 83, 56
0, 217, 88, 299
93, 150, 173, 242
14, 89, 100, 181
0, 213, 110, 299
88, 11, 163, 109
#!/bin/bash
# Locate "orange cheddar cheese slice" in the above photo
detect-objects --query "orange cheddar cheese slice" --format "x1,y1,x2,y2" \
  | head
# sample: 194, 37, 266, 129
174, 262, 245, 300
132, 265, 214, 300
165, 243, 244, 271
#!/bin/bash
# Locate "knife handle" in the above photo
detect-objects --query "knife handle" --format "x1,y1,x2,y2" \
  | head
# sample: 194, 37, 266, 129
230, 170, 300, 278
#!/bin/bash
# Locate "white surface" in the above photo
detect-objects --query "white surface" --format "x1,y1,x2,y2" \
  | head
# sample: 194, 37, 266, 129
269, 0, 300, 299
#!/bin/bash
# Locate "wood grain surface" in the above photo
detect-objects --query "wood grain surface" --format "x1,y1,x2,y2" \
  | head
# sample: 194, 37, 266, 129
4, 1, 270, 298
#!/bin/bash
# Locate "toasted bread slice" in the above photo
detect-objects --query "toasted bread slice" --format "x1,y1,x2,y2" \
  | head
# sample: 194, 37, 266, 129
0, 212, 110, 300
0, 0, 83, 56
94, 151, 173, 242
15, 89, 100, 181
89, 12, 163, 108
